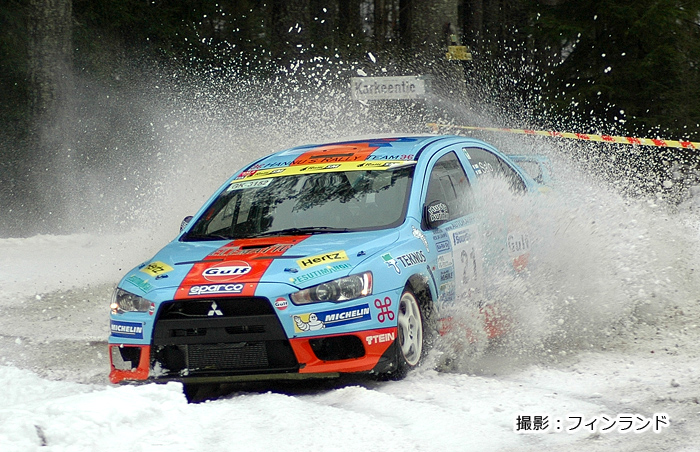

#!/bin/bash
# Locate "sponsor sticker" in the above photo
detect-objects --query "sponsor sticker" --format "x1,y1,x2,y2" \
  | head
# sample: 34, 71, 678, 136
289, 263, 353, 285
232, 161, 416, 182
293, 304, 371, 333
507, 232, 531, 256
188, 283, 244, 296
439, 281, 456, 303
412, 226, 430, 251
366, 332, 396, 345
274, 297, 288, 310
432, 231, 448, 241
211, 243, 292, 257
140, 261, 174, 277
375, 297, 394, 323
126, 275, 153, 293
297, 250, 349, 269
428, 202, 449, 222
452, 230, 470, 245
396, 250, 427, 268
382, 253, 401, 274
202, 261, 252, 281
110, 320, 144, 339
437, 253, 453, 269
436, 240, 451, 252
440, 268, 454, 282
227, 178, 273, 190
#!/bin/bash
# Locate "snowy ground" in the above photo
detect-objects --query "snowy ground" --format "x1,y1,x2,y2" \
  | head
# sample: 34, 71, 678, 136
2, 183, 700, 451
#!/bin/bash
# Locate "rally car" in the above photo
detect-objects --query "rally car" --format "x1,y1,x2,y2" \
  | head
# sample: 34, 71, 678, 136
109, 135, 541, 388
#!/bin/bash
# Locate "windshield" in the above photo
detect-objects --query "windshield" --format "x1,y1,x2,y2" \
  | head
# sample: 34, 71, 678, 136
182, 166, 414, 240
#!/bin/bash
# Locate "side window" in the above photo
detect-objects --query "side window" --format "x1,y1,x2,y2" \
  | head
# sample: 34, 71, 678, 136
425, 151, 474, 222
462, 147, 527, 193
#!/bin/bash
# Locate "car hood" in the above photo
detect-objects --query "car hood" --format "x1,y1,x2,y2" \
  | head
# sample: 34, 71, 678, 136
124, 230, 400, 296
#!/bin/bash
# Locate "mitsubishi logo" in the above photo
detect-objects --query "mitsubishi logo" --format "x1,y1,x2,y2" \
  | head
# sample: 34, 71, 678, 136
207, 301, 223, 317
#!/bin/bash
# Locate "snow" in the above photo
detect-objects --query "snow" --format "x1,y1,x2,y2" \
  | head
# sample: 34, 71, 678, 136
2, 181, 700, 451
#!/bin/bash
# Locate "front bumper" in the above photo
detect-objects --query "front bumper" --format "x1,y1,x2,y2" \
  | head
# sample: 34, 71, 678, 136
109, 295, 398, 383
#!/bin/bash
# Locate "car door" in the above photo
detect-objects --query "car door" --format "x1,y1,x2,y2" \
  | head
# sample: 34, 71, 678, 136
461, 146, 532, 273
421, 150, 485, 309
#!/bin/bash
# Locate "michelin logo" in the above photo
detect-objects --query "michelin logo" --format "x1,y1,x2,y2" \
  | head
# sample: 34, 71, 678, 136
110, 320, 144, 339
293, 304, 371, 333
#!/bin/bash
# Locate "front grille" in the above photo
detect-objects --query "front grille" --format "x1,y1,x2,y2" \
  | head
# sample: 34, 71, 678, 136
157, 297, 274, 319
189, 342, 268, 369
151, 297, 298, 378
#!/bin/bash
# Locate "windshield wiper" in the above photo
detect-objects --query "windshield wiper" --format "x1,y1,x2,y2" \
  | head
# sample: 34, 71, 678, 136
253, 226, 351, 237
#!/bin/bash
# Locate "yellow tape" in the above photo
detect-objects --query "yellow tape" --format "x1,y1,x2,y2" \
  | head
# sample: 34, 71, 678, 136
231, 160, 416, 183
428, 122, 700, 150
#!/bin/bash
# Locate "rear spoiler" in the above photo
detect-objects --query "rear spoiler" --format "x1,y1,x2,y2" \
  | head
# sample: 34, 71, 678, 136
509, 155, 553, 185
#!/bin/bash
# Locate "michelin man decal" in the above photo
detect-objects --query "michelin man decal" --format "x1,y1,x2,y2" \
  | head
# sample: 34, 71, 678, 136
293, 313, 325, 331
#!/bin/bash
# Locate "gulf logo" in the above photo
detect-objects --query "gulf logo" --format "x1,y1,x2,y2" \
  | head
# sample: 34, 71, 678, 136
202, 261, 252, 282
274, 297, 288, 310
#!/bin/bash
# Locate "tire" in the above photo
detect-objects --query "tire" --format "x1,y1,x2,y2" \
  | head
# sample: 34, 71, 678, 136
396, 288, 425, 372
183, 383, 220, 403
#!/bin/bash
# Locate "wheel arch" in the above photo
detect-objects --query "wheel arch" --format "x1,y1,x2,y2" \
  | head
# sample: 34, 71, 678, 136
405, 271, 438, 336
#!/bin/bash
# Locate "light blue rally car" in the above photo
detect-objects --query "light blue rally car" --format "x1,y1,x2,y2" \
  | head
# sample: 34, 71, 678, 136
109, 135, 543, 388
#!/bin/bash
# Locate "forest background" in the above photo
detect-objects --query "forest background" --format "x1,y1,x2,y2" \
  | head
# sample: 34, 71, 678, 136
2, 0, 700, 237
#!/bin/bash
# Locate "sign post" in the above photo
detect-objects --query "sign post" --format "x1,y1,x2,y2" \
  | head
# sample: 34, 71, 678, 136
350, 76, 427, 101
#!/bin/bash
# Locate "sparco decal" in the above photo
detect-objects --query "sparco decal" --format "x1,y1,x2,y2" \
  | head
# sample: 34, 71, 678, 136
188, 283, 244, 296
202, 261, 252, 281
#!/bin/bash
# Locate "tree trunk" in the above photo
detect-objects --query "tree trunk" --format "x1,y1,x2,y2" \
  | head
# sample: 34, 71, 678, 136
27, 0, 72, 121
270, 0, 310, 60
400, 0, 467, 101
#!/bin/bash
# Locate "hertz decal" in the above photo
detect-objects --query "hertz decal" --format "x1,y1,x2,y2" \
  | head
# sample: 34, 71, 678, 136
297, 251, 349, 269
428, 123, 700, 150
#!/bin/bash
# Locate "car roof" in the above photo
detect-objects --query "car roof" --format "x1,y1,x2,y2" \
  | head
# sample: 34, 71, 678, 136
243, 136, 452, 170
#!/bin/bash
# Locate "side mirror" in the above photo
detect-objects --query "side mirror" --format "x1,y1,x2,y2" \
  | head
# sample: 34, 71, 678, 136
180, 215, 193, 232
424, 201, 449, 229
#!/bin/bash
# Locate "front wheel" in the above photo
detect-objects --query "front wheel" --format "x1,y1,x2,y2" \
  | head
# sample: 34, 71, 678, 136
396, 288, 424, 370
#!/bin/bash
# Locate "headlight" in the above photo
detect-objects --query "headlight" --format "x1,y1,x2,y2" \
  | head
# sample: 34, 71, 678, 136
111, 288, 151, 313
290, 272, 372, 305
